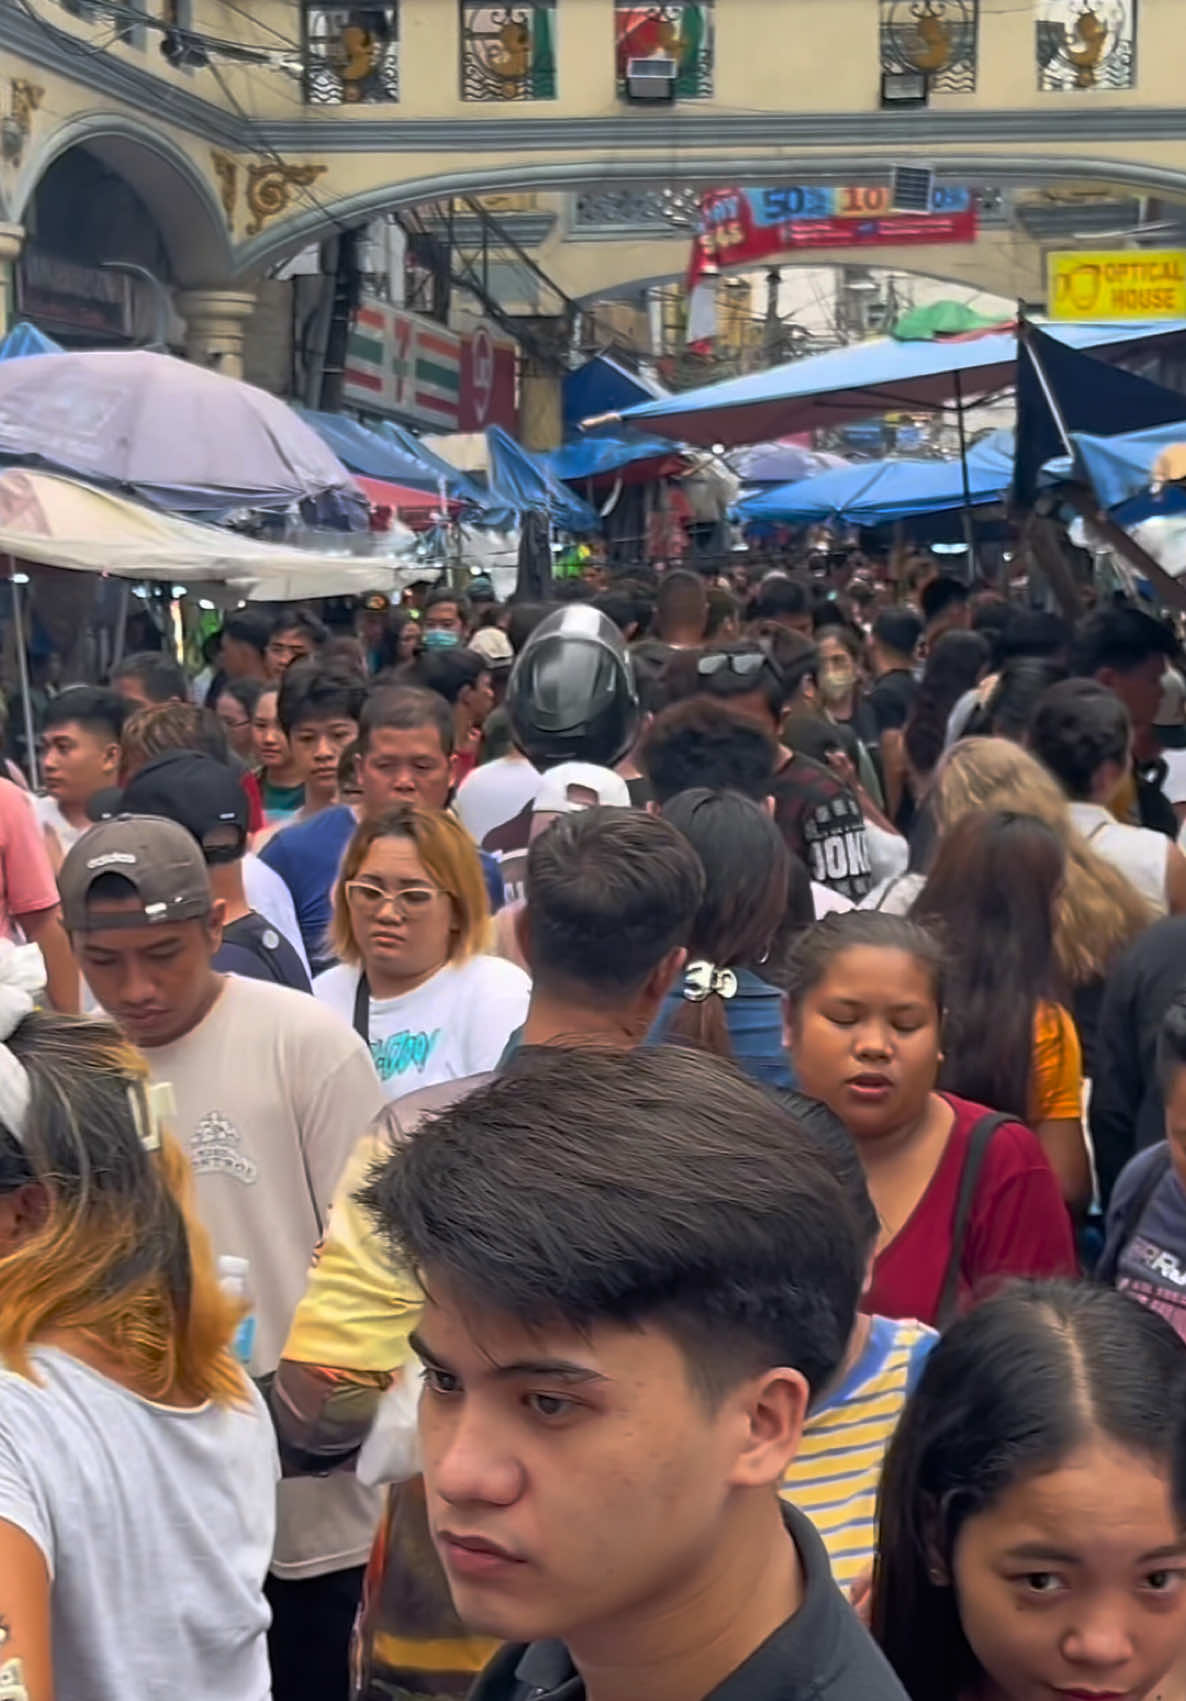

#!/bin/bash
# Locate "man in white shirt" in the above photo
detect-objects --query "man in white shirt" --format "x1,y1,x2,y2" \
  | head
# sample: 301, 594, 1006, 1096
36, 685, 127, 863
57, 815, 387, 1701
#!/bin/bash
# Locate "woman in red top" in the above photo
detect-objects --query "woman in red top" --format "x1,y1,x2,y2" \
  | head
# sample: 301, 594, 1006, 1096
784, 911, 1077, 1325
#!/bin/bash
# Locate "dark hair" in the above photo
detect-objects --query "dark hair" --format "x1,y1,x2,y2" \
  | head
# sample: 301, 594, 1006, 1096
775, 1090, 879, 1260
658, 789, 791, 1061
1069, 605, 1177, 678
995, 609, 1072, 666
592, 589, 644, 639
43, 685, 127, 744
112, 651, 188, 705
220, 611, 272, 658
872, 607, 923, 661
813, 622, 862, 662
705, 586, 739, 638
506, 601, 554, 654
276, 662, 368, 738
911, 811, 1064, 1121
642, 700, 778, 805
750, 574, 809, 624
524, 807, 704, 1002
968, 596, 1011, 659
873, 1280, 1186, 1701
215, 678, 263, 720
358, 686, 453, 759
1156, 993, 1186, 1094
902, 629, 991, 780
358, 1044, 866, 1402
785, 910, 945, 1016
1029, 677, 1130, 801
406, 647, 488, 706
655, 569, 707, 641
919, 574, 969, 626
970, 655, 1069, 743
425, 586, 468, 621
269, 608, 329, 649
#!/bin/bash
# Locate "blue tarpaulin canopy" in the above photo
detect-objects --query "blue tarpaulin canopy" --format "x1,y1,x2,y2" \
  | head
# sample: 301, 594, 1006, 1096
614, 322, 1186, 449
297, 407, 441, 490
374, 419, 516, 527
739, 430, 1014, 528
563, 353, 665, 435
0, 323, 62, 361
543, 431, 684, 484
486, 426, 599, 532
1042, 422, 1186, 523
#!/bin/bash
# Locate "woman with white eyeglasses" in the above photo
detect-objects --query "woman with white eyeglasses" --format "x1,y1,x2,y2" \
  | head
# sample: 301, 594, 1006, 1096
314, 804, 529, 1100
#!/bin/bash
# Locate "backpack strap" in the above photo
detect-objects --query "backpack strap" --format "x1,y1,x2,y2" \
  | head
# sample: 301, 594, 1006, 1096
934, 1111, 1010, 1331
1095, 1145, 1173, 1286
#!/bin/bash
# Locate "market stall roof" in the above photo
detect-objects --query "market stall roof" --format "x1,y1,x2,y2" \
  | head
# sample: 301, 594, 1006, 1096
297, 407, 440, 489
486, 426, 600, 531
612, 321, 1186, 449
563, 353, 665, 435
377, 419, 517, 526
738, 431, 1014, 527
544, 431, 686, 485
0, 350, 366, 524
0, 467, 403, 600
1043, 421, 1186, 521
354, 474, 461, 525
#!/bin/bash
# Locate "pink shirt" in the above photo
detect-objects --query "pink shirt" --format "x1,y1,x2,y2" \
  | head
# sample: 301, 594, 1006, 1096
0, 776, 58, 936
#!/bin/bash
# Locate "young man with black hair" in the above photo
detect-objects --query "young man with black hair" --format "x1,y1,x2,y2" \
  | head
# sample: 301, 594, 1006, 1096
405, 648, 495, 783
272, 807, 708, 1698
111, 650, 189, 709
422, 588, 468, 646
1070, 604, 1180, 836
749, 572, 814, 636
671, 639, 872, 902
276, 662, 368, 822
917, 573, 969, 647
266, 609, 330, 680
261, 686, 502, 973
357, 1046, 907, 1701
37, 685, 127, 856
867, 607, 922, 736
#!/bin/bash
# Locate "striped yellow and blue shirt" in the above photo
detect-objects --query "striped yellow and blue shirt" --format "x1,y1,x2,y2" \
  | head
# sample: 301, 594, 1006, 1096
781, 1315, 936, 1590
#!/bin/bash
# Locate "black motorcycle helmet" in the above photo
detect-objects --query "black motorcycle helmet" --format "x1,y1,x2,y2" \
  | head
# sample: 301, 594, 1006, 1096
506, 605, 640, 770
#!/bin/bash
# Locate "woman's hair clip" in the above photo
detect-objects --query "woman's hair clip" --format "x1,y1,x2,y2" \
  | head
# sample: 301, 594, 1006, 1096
683, 960, 739, 1003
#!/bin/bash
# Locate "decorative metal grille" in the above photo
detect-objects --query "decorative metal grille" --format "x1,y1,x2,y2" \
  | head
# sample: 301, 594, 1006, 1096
303, 5, 399, 104
460, 3, 556, 101
614, 3, 714, 99
573, 187, 701, 230
1035, 0, 1136, 90
879, 0, 978, 93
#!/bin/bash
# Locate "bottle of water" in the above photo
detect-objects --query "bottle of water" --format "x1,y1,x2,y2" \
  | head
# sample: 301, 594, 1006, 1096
218, 1255, 256, 1370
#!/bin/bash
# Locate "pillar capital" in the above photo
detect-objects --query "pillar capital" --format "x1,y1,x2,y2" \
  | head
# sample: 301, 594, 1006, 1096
176, 286, 257, 380
0, 225, 25, 264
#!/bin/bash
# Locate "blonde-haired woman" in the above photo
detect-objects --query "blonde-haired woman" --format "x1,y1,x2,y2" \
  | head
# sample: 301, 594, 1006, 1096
0, 946, 276, 1701
314, 803, 530, 1099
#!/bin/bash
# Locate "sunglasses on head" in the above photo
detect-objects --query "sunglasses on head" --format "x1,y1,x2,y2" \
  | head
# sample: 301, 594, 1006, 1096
696, 650, 768, 680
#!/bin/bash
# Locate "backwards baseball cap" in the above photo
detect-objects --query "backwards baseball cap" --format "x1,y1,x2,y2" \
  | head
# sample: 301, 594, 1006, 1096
59, 814, 214, 933
89, 750, 249, 865
468, 626, 514, 669
532, 761, 631, 817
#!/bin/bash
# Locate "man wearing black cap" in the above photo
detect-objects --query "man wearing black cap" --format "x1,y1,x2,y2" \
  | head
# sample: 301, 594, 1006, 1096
92, 748, 310, 991
58, 815, 386, 1701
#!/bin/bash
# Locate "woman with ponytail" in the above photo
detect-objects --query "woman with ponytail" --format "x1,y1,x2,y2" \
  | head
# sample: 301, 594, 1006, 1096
0, 945, 276, 1701
650, 787, 801, 1088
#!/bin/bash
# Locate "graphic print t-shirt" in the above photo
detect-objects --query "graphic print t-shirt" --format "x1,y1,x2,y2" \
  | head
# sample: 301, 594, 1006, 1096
313, 954, 531, 1102
1105, 1144, 1186, 1341
771, 750, 873, 902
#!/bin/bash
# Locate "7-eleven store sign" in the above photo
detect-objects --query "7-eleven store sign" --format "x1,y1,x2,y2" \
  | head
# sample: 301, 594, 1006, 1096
344, 298, 462, 430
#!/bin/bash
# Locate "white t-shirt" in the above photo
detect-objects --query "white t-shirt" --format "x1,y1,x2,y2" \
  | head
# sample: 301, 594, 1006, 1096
453, 755, 541, 846
1068, 800, 1169, 916
141, 974, 387, 1578
243, 850, 312, 978
0, 1347, 277, 1701
314, 953, 531, 1101
34, 791, 86, 853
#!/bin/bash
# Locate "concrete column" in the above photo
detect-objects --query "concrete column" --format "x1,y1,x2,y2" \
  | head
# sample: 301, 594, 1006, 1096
176, 287, 257, 380
0, 225, 26, 338
519, 357, 564, 450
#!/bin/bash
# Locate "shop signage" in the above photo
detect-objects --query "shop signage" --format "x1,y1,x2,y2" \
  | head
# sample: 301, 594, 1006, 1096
345, 299, 517, 431
1047, 249, 1186, 321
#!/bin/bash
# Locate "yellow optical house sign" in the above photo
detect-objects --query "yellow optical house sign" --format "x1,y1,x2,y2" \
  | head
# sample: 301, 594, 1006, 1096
1048, 250, 1186, 321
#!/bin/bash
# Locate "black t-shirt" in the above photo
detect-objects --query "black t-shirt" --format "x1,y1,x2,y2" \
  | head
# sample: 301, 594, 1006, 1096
214, 911, 311, 992
771, 751, 872, 902
468, 1502, 908, 1701
867, 668, 917, 735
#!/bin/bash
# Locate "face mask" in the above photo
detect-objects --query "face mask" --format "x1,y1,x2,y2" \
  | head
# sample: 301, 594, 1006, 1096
423, 628, 460, 651
818, 665, 855, 703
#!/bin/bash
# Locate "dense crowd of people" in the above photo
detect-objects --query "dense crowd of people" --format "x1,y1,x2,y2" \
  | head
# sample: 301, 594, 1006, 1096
5, 559, 1186, 1701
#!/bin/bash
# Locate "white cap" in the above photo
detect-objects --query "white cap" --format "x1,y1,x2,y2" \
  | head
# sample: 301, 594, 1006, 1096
533, 762, 631, 816
468, 627, 514, 667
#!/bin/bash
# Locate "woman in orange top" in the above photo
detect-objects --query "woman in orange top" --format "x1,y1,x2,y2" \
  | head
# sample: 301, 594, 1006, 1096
911, 808, 1090, 1213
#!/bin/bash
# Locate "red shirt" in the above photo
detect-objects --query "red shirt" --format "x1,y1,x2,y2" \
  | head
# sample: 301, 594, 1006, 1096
240, 769, 263, 835
863, 1094, 1078, 1325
